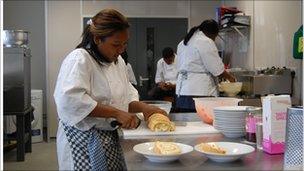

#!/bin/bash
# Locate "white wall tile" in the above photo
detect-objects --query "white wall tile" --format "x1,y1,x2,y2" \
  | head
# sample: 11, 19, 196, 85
189, 0, 221, 27
82, 0, 189, 18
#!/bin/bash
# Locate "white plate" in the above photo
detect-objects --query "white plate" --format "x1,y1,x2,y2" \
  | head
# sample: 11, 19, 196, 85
214, 115, 246, 118
213, 121, 245, 127
214, 117, 246, 120
214, 113, 247, 117
214, 111, 248, 114
214, 115, 247, 119
221, 132, 246, 138
214, 118, 245, 122
214, 106, 257, 112
194, 142, 255, 162
214, 126, 245, 132
213, 122, 245, 127
133, 142, 193, 163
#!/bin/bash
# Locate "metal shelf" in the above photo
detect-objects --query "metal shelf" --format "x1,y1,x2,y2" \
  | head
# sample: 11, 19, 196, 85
4, 132, 30, 141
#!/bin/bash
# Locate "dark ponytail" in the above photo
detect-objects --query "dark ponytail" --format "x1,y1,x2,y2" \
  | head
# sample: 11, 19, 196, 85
76, 25, 92, 49
183, 26, 199, 45
198, 19, 219, 37
183, 19, 219, 46
76, 25, 107, 64
75, 9, 130, 65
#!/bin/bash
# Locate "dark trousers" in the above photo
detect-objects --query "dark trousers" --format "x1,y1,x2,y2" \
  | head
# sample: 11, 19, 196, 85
175, 95, 213, 113
148, 87, 176, 113
148, 86, 175, 100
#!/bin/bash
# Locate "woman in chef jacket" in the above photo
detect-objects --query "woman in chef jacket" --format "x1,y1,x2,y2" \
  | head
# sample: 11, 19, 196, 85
175, 19, 236, 112
54, 9, 167, 171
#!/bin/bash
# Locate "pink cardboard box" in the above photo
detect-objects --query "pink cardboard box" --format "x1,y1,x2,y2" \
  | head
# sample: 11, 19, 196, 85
262, 95, 291, 154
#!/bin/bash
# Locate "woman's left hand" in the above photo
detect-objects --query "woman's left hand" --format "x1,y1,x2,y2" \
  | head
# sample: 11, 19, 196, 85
142, 104, 168, 121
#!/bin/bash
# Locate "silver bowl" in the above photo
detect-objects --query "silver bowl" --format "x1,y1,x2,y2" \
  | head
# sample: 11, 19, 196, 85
3, 30, 30, 47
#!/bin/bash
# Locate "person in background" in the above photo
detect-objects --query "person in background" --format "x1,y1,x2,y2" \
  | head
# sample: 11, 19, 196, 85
148, 47, 178, 100
175, 19, 236, 112
121, 51, 138, 87
54, 9, 168, 170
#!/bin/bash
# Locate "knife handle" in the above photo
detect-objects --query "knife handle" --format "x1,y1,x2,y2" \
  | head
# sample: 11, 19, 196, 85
110, 120, 122, 128
110, 116, 141, 129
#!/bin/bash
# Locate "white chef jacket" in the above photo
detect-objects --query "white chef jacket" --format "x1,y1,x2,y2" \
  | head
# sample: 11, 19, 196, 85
175, 30, 225, 96
53, 48, 139, 170
126, 63, 137, 85
155, 57, 178, 84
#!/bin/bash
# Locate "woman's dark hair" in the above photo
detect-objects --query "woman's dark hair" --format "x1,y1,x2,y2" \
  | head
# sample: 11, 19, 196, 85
121, 51, 128, 65
183, 19, 219, 45
76, 9, 130, 65
162, 47, 174, 59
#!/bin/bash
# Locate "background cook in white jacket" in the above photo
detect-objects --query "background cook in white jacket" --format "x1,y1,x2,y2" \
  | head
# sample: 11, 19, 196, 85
148, 47, 177, 100
175, 19, 236, 112
121, 50, 137, 86
53, 9, 168, 170
155, 55, 178, 85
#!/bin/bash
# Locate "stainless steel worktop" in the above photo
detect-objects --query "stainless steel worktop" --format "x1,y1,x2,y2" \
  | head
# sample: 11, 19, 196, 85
121, 134, 284, 170
120, 113, 284, 170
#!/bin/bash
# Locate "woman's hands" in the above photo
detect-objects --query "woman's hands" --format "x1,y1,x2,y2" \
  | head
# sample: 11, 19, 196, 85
115, 111, 139, 129
141, 104, 168, 121
219, 70, 236, 82
89, 103, 140, 130
128, 101, 170, 122
158, 82, 175, 91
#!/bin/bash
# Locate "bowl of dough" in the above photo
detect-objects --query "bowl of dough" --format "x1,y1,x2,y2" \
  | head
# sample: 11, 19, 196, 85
219, 82, 243, 97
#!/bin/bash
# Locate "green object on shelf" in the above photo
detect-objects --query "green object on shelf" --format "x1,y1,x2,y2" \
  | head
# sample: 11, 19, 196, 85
293, 25, 303, 59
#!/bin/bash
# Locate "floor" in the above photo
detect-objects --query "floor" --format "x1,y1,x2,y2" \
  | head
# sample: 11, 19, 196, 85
4, 139, 58, 170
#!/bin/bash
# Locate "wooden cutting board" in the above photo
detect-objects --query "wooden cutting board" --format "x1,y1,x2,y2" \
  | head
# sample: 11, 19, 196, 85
122, 121, 220, 139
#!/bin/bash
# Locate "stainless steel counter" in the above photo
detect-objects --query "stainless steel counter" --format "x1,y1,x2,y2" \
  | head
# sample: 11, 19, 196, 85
120, 113, 284, 170
121, 134, 284, 170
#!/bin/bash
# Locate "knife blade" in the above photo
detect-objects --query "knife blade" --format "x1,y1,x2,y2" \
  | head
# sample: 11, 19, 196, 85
174, 121, 187, 126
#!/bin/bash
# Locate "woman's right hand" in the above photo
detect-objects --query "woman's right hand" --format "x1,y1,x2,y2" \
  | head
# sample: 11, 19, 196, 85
115, 111, 139, 129
220, 70, 236, 82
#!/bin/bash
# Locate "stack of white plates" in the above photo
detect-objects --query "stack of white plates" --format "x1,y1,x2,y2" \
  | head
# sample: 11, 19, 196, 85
213, 106, 256, 138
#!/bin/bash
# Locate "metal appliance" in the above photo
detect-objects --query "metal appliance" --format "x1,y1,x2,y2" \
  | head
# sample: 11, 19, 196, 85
3, 30, 31, 112
4, 47, 31, 112
3, 30, 29, 47
234, 67, 294, 97
284, 106, 303, 170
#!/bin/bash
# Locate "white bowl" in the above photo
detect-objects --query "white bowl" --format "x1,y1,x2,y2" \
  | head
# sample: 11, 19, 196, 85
221, 132, 246, 138
194, 142, 255, 163
142, 101, 172, 114
133, 142, 193, 163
